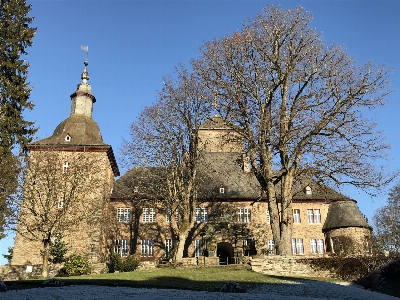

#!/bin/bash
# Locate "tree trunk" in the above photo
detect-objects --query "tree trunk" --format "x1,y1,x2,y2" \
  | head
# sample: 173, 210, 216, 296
41, 240, 50, 277
174, 231, 190, 262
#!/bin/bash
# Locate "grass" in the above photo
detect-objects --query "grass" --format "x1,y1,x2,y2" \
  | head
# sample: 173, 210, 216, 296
60, 265, 293, 292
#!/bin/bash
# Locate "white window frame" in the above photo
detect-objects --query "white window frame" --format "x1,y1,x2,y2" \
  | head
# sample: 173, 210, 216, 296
195, 207, 208, 223
141, 239, 154, 256
149, 208, 156, 222
219, 187, 225, 194
62, 161, 69, 173
238, 208, 251, 223
244, 208, 251, 223
266, 209, 271, 224
57, 196, 64, 209
293, 209, 301, 224
307, 209, 314, 223
314, 209, 321, 224
310, 239, 317, 253
267, 239, 274, 251
142, 208, 155, 222
238, 208, 244, 222
292, 238, 304, 254
165, 239, 173, 257
117, 208, 130, 222
317, 239, 324, 254
114, 239, 129, 257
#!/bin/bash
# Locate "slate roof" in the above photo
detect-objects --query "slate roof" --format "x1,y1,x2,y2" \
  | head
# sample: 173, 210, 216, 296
112, 152, 351, 202
33, 114, 107, 146
323, 200, 371, 231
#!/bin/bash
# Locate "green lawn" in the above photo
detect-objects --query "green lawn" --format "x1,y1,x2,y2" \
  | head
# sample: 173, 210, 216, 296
60, 265, 330, 292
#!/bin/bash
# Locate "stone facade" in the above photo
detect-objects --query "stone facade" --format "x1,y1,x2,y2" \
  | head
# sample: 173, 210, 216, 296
109, 115, 371, 263
11, 61, 119, 268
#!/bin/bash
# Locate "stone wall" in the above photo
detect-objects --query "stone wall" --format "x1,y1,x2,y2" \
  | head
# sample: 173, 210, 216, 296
251, 255, 334, 278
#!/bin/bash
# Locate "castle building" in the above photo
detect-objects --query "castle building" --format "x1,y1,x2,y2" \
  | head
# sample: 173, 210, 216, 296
110, 115, 372, 263
11, 60, 119, 266
11, 63, 371, 269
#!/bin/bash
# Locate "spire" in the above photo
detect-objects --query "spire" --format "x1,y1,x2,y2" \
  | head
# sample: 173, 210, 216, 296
81, 59, 89, 84
70, 59, 96, 118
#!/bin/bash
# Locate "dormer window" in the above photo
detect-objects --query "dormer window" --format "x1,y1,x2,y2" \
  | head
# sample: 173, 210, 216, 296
305, 186, 312, 195
219, 187, 225, 194
65, 134, 71, 142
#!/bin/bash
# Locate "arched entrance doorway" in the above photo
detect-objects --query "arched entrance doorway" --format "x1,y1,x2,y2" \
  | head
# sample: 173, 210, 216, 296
217, 242, 234, 265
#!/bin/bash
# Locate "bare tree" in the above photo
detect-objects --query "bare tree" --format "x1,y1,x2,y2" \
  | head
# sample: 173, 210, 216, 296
373, 184, 400, 254
123, 66, 212, 261
11, 151, 108, 277
194, 6, 393, 255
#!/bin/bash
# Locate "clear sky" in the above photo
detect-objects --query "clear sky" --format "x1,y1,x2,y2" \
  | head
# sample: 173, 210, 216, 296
1, 0, 399, 264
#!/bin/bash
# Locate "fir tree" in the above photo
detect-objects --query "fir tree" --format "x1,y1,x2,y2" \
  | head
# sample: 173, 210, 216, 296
0, 0, 36, 238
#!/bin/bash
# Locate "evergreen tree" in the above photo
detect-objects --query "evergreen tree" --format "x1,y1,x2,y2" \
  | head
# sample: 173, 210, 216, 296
0, 0, 36, 237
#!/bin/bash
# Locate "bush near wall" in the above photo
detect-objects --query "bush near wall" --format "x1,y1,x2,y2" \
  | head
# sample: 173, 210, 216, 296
63, 254, 91, 276
298, 255, 399, 281
108, 253, 140, 273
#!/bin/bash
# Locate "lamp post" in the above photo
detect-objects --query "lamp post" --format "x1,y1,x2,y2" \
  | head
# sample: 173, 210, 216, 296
200, 229, 206, 256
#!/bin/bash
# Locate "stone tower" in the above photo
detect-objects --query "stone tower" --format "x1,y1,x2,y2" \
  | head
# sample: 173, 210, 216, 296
11, 60, 119, 268
198, 115, 243, 153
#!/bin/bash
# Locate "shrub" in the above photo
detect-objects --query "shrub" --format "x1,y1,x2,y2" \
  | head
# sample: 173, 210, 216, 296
64, 254, 91, 276
121, 255, 140, 272
108, 253, 140, 272
108, 252, 122, 273
299, 255, 399, 281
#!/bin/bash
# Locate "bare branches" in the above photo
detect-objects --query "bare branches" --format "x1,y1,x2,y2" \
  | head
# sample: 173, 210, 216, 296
122, 66, 213, 261
194, 5, 393, 254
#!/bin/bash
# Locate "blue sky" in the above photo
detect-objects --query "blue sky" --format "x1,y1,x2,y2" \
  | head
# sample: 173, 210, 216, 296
1, 0, 399, 264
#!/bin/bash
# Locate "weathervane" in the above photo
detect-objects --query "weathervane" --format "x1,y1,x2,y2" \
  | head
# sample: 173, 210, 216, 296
81, 45, 89, 61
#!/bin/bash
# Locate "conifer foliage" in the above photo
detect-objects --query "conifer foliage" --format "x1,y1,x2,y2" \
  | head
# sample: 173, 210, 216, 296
0, 0, 36, 237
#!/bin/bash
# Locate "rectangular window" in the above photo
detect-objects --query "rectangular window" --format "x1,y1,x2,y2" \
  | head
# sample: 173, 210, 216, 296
244, 208, 251, 223
142, 208, 155, 222
310, 239, 317, 253
238, 208, 251, 223
195, 239, 202, 257
58, 196, 64, 209
307, 209, 314, 223
238, 208, 244, 222
114, 239, 129, 257
314, 209, 321, 224
293, 209, 301, 224
292, 238, 304, 254
201, 208, 208, 222
121, 239, 128, 257
268, 239, 274, 251
117, 208, 130, 222
317, 239, 324, 254
165, 239, 173, 258
266, 209, 271, 224
141, 239, 154, 256
195, 207, 208, 222
62, 161, 69, 173
149, 208, 156, 222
